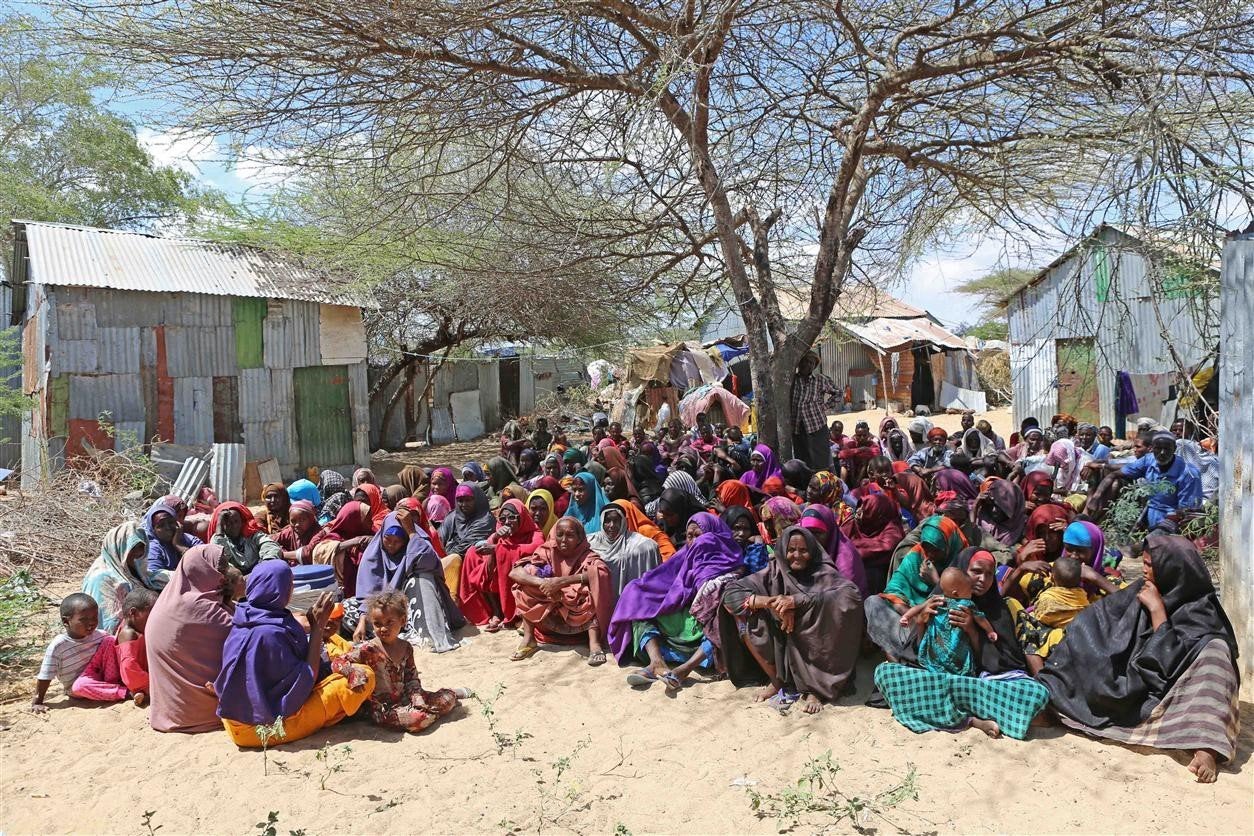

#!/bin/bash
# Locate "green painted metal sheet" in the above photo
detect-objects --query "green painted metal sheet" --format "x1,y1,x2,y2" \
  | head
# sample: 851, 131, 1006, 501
48, 375, 69, 437
233, 296, 266, 369
293, 365, 353, 467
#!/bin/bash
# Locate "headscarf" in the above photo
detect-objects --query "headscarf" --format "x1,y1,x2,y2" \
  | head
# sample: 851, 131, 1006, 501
563, 471, 610, 533
356, 509, 442, 598
1020, 470, 1056, 503
1039, 535, 1237, 728
562, 448, 586, 468
940, 548, 1026, 674
213, 561, 313, 726
974, 478, 1027, 545
352, 467, 377, 487
277, 500, 319, 550
655, 487, 707, 546
799, 504, 867, 595
907, 416, 934, 439
808, 470, 842, 505
761, 476, 788, 497
1045, 438, 1081, 493
716, 479, 757, 520
318, 469, 347, 497
759, 496, 803, 545
397, 465, 428, 499
962, 427, 996, 459
884, 515, 968, 606
839, 493, 904, 568
604, 468, 637, 503
286, 479, 321, 509
718, 525, 863, 701
607, 512, 744, 663
145, 544, 234, 733
781, 459, 813, 493
883, 428, 916, 462
81, 521, 149, 633
485, 456, 519, 509
381, 484, 407, 510
532, 474, 570, 515
461, 461, 487, 482
926, 426, 949, 443
142, 498, 199, 587
739, 443, 781, 489
308, 500, 373, 551
1023, 503, 1072, 560
892, 471, 934, 520
260, 482, 290, 532
584, 460, 608, 485
515, 518, 613, 642
430, 466, 458, 504
354, 482, 389, 531
438, 484, 496, 555
158, 494, 189, 522
425, 494, 453, 525
613, 498, 677, 561
631, 453, 664, 507
207, 501, 261, 541
588, 505, 662, 596
527, 489, 558, 537
933, 468, 978, 502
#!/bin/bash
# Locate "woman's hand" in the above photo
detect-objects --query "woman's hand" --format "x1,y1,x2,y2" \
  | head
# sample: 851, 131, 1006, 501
922, 595, 945, 618
1137, 580, 1167, 619
1047, 519, 1068, 534
1079, 563, 1103, 583
1019, 560, 1052, 576
919, 559, 939, 586
770, 595, 797, 632
1018, 539, 1047, 564
394, 505, 417, 534
947, 605, 972, 630
306, 590, 335, 633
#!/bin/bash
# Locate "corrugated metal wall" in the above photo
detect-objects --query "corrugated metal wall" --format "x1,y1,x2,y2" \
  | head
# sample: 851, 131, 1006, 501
22, 285, 369, 482
368, 357, 508, 449
1007, 227, 1218, 429
1219, 233, 1253, 697
818, 334, 871, 386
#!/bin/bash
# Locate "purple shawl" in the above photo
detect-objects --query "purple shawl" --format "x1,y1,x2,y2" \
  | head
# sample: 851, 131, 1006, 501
739, 443, 782, 489
607, 512, 744, 663
356, 510, 441, 598
214, 561, 314, 725
798, 504, 868, 597
933, 468, 979, 502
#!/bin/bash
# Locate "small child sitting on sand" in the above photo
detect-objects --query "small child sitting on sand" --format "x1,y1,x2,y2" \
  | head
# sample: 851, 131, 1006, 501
115, 587, 158, 706
31, 594, 108, 713
71, 587, 159, 706
330, 590, 470, 733
901, 567, 998, 677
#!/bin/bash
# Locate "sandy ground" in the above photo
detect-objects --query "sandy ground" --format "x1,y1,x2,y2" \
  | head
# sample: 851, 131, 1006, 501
2, 624, 1250, 835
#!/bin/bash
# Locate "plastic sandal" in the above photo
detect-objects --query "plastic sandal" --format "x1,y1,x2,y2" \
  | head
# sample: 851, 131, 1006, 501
626, 669, 658, 687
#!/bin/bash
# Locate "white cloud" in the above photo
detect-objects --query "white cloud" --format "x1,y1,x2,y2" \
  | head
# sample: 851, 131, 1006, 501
230, 144, 300, 191
136, 128, 224, 177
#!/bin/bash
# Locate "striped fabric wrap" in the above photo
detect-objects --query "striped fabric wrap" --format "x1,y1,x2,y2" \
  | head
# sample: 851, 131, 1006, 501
1059, 639, 1240, 761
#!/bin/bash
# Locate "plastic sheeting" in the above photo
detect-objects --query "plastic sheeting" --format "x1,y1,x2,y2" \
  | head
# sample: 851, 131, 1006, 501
938, 381, 987, 412
677, 383, 750, 429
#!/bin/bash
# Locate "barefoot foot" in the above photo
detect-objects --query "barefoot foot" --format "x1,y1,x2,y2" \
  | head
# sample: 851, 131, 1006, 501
968, 717, 1002, 738
1188, 749, 1219, 783
799, 693, 823, 715
754, 684, 780, 703
133, 691, 148, 708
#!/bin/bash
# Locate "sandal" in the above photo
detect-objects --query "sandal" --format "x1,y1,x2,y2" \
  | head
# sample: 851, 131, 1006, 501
485, 617, 503, 633
767, 689, 800, 709
661, 672, 684, 692
626, 669, 658, 688
510, 644, 539, 662
587, 649, 608, 667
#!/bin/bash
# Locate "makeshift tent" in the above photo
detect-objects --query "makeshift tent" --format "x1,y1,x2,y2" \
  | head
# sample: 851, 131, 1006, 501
624, 341, 726, 391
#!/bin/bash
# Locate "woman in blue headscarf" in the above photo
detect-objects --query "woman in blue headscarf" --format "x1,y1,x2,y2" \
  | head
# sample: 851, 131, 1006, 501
286, 478, 322, 510
563, 471, 609, 534
214, 561, 374, 747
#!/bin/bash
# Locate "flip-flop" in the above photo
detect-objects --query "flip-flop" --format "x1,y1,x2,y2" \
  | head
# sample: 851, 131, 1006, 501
510, 644, 539, 662
625, 669, 658, 687
864, 688, 889, 709
485, 618, 503, 633
767, 689, 800, 709
661, 672, 684, 692
587, 650, 608, 667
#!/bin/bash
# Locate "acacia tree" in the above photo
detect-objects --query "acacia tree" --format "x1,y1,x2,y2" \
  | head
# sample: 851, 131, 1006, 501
72, 0, 1252, 452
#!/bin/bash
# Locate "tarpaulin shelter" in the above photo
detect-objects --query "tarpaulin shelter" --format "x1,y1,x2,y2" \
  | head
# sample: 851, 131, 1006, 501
624, 341, 726, 390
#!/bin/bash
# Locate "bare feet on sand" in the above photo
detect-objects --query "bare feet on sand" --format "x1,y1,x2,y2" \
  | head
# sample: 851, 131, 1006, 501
754, 685, 779, 703
799, 693, 823, 714
1188, 749, 1219, 783
133, 692, 148, 708
968, 717, 1002, 738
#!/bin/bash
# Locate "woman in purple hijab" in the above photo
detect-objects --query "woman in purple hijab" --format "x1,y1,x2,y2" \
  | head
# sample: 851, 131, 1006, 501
215, 561, 373, 747
608, 512, 745, 691
739, 444, 782, 489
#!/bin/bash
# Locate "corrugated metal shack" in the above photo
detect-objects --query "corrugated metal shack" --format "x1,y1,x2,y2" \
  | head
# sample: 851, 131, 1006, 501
1218, 232, 1252, 696
7, 221, 372, 487
1005, 225, 1219, 434
702, 284, 980, 411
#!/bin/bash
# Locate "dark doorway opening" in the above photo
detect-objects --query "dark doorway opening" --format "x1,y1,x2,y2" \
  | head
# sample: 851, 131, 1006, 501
499, 357, 521, 419
911, 347, 935, 410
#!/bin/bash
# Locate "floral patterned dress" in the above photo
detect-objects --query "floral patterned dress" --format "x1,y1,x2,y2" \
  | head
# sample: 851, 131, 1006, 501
330, 639, 459, 732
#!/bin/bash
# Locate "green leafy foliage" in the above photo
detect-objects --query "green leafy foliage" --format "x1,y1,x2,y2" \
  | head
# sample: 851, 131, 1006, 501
0, 571, 52, 685
746, 751, 920, 833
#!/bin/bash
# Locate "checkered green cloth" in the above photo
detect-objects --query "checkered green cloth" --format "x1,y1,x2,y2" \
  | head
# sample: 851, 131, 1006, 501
874, 663, 1048, 740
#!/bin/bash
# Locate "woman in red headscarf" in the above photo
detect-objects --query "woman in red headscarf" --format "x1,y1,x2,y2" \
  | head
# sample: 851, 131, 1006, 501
459, 498, 545, 631
308, 501, 374, 597
353, 483, 389, 532
839, 492, 905, 594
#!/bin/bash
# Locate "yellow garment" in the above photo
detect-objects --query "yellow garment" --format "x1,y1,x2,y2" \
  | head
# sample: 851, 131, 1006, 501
1031, 585, 1091, 629
324, 633, 353, 659
222, 669, 375, 748
527, 489, 558, 537
442, 554, 463, 599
